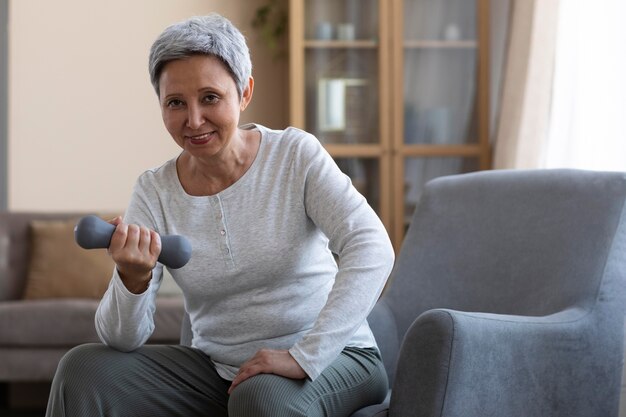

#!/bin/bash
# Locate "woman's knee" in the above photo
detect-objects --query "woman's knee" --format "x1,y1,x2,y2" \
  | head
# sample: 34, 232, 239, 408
53, 343, 118, 387
56, 344, 101, 375
228, 374, 304, 417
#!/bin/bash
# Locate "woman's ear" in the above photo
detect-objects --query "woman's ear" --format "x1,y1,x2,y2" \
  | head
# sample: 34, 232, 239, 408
240, 76, 254, 111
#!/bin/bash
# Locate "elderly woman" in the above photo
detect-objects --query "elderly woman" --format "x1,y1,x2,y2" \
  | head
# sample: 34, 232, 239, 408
45, 13, 394, 417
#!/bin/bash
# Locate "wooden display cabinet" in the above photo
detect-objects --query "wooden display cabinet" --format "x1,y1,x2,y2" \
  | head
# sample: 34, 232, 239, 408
289, 0, 491, 250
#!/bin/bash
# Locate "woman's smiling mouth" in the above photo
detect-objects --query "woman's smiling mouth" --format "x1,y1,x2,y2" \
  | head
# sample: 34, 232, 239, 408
186, 132, 213, 145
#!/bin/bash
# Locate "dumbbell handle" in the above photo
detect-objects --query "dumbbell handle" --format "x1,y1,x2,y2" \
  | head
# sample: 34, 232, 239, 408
74, 215, 192, 269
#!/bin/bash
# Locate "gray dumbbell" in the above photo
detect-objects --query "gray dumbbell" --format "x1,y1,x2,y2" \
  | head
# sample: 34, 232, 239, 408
74, 215, 192, 269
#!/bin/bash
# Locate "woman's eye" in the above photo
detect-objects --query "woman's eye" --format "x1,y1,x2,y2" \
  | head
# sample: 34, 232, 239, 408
203, 94, 219, 104
166, 99, 184, 108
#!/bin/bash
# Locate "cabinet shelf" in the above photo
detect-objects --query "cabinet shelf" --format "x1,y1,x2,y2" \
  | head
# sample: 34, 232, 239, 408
305, 40, 379, 49
323, 144, 386, 157
400, 144, 485, 157
404, 40, 478, 49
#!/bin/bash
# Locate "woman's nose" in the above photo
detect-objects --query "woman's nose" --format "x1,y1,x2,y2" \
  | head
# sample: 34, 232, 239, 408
186, 104, 205, 129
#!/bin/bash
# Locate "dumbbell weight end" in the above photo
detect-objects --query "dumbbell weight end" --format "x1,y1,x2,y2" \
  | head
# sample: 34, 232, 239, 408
74, 215, 192, 269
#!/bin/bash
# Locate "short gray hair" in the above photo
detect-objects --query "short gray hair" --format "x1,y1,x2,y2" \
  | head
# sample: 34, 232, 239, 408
148, 14, 252, 98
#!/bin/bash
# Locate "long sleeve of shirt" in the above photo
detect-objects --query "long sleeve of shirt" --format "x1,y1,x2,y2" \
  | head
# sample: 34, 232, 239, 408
286, 129, 395, 379
94, 124, 394, 380
95, 201, 165, 352
95, 267, 160, 352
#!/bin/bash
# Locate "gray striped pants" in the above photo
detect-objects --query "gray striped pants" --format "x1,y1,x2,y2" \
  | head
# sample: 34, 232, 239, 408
45, 344, 388, 417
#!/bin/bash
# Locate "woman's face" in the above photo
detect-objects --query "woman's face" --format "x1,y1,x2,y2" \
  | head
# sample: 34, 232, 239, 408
158, 54, 252, 160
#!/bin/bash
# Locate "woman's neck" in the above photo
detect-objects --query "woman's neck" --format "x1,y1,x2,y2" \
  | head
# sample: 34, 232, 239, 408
177, 129, 261, 196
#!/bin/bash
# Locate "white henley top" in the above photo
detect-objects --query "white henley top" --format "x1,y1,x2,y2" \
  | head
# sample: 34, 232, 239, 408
95, 124, 395, 381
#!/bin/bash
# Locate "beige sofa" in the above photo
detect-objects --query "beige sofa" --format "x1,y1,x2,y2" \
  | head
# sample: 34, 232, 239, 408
0, 211, 185, 384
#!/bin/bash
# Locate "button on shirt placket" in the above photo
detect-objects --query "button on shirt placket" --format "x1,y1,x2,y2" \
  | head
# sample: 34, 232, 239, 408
215, 197, 233, 262
220, 228, 230, 254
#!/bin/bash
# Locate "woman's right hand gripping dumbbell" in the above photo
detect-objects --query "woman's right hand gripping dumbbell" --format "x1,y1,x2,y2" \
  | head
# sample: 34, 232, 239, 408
107, 216, 162, 294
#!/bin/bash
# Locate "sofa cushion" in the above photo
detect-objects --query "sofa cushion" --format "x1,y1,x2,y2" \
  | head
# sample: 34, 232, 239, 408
0, 299, 100, 346
23, 218, 114, 299
1, 212, 90, 301
0, 297, 185, 347
0, 348, 69, 382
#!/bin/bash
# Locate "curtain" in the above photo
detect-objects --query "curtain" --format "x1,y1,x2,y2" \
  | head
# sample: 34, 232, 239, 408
492, 0, 560, 169
493, 0, 626, 171
543, 0, 626, 171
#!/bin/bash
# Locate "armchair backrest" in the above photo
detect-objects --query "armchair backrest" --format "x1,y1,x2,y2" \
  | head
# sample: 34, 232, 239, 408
372, 169, 626, 384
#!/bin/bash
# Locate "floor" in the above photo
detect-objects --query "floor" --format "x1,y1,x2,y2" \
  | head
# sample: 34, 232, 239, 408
0, 383, 48, 417
0, 410, 44, 417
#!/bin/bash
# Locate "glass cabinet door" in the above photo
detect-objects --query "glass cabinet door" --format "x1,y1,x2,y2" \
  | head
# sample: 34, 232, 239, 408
303, 0, 381, 145
291, 0, 490, 249
335, 157, 382, 214
393, 0, 489, 243
402, 0, 478, 145
291, 0, 391, 226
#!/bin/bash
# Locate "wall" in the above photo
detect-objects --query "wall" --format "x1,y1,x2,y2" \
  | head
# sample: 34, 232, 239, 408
0, 0, 7, 210
8, 0, 288, 212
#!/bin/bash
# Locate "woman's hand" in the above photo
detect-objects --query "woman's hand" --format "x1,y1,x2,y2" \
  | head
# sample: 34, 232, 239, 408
228, 349, 307, 394
107, 216, 161, 294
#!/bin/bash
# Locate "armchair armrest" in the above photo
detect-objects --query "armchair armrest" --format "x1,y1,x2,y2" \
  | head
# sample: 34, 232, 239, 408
389, 308, 622, 417
368, 299, 401, 384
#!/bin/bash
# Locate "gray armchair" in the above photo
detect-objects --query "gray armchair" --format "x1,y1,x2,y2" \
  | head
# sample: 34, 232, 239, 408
354, 168, 626, 417
181, 168, 626, 417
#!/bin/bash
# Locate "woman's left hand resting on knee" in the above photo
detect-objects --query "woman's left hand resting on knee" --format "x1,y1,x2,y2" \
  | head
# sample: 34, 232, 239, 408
228, 349, 306, 394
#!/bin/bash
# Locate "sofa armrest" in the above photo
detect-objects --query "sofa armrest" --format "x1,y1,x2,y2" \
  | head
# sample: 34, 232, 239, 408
389, 308, 622, 417
0, 231, 9, 299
